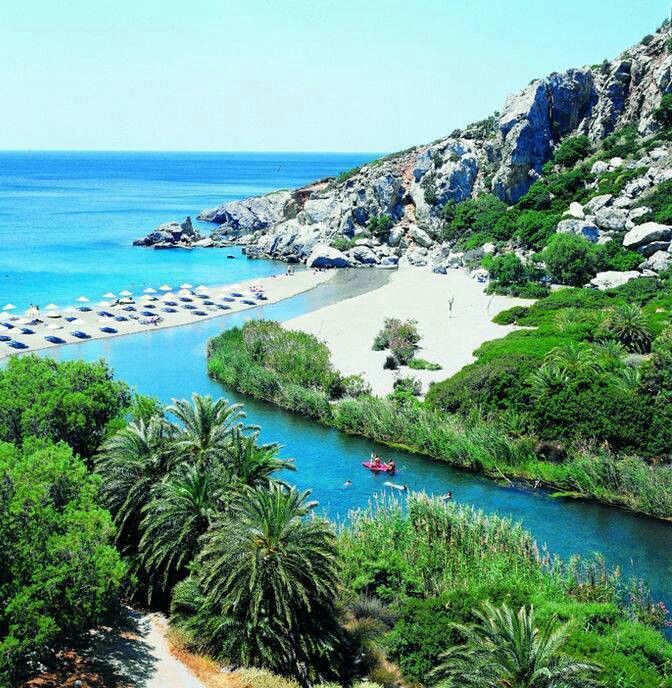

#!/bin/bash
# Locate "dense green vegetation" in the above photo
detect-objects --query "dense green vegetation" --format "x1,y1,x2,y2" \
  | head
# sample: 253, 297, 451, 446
340, 495, 672, 688
208, 320, 672, 519
427, 277, 672, 466
0, 440, 126, 684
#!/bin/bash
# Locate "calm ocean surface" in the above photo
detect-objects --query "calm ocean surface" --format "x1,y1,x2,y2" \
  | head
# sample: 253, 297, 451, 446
3, 151, 670, 609
0, 151, 376, 308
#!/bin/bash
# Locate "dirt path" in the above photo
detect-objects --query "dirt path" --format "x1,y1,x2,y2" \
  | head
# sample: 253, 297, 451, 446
24, 608, 205, 688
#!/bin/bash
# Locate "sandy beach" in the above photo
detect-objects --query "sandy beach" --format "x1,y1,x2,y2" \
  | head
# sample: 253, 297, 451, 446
284, 267, 532, 396
0, 269, 334, 361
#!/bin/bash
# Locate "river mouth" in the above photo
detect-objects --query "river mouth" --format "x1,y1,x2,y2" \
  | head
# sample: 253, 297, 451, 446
41, 267, 672, 614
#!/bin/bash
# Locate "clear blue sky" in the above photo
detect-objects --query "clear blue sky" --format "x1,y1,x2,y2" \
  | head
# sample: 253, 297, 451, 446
1, 0, 669, 152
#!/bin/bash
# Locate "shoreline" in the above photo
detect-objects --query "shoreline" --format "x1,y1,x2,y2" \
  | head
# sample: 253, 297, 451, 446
0, 269, 336, 362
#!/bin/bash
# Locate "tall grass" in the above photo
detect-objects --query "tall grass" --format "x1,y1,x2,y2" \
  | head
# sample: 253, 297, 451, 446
208, 323, 672, 520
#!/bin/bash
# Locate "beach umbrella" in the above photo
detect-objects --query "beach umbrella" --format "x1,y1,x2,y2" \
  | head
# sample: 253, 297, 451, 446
144, 287, 157, 294
76, 296, 90, 303
180, 283, 194, 290
102, 292, 116, 299
45, 304, 59, 310
2, 304, 16, 311
98, 301, 111, 308
119, 290, 133, 297
63, 306, 77, 314
159, 284, 172, 292
46, 313, 62, 319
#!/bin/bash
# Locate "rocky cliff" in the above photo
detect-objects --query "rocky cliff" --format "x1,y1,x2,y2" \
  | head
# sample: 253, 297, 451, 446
163, 27, 672, 270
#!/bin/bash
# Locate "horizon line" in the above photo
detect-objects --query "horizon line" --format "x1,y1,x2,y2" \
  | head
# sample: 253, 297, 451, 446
0, 148, 387, 156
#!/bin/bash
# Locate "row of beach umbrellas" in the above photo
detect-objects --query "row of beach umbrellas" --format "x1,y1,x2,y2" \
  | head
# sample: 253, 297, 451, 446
2, 282, 262, 316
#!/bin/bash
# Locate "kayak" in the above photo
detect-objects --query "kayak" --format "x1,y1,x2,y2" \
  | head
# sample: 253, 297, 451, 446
362, 460, 395, 473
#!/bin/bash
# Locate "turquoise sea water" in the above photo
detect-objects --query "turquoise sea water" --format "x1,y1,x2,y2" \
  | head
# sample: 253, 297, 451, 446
2, 151, 670, 610
0, 151, 375, 309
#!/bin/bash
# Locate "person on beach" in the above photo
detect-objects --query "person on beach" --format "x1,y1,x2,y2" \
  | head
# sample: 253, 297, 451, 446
441, 491, 452, 501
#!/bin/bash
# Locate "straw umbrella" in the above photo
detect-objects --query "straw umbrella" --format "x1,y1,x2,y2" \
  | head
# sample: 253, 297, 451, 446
102, 292, 116, 299
144, 287, 157, 294
76, 296, 90, 303
119, 290, 133, 297
180, 283, 194, 290
45, 304, 59, 311
2, 304, 16, 311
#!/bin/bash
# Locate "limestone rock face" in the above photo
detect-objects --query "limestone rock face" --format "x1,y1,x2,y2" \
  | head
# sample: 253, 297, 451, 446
133, 217, 200, 247
186, 29, 672, 267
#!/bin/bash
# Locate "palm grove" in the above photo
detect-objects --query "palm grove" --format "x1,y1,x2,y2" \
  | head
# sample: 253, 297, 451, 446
1, 355, 672, 688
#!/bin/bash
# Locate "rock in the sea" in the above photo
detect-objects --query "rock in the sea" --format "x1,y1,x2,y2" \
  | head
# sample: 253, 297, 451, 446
622, 222, 672, 250
133, 217, 200, 247
590, 270, 641, 290
556, 219, 600, 242
306, 244, 352, 268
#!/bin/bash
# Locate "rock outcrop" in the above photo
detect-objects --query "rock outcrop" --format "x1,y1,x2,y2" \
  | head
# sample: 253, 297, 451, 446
133, 217, 203, 249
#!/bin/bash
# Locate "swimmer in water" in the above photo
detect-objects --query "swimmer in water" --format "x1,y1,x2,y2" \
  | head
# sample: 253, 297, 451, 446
343, 480, 352, 488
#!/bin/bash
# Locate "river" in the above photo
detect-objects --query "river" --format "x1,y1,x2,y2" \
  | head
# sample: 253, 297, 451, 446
45, 269, 672, 610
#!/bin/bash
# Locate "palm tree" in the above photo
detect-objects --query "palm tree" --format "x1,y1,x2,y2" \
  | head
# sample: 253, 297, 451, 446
140, 463, 223, 593
197, 483, 342, 677
545, 343, 601, 376
96, 416, 176, 548
224, 427, 295, 489
431, 602, 600, 688
167, 394, 247, 468
528, 364, 568, 399
601, 304, 652, 353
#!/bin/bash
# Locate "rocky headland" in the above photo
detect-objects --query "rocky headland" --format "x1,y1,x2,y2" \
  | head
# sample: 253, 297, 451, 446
136, 27, 672, 286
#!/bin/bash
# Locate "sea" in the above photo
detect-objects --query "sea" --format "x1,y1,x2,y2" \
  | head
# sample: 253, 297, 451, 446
0, 151, 377, 309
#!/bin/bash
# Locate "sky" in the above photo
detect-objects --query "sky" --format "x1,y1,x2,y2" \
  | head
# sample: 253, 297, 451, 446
0, 0, 669, 152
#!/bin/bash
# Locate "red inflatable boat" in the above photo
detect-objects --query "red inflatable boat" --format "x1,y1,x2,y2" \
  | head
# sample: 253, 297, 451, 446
362, 460, 395, 473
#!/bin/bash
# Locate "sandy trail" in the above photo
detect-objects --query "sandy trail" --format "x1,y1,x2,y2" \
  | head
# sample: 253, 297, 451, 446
284, 267, 532, 396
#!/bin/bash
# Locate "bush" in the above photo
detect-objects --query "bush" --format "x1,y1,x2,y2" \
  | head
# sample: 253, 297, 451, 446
653, 93, 672, 129
392, 376, 422, 396
0, 355, 131, 460
492, 305, 530, 325
481, 253, 527, 286
373, 318, 421, 365
514, 210, 562, 250
426, 354, 539, 416
340, 374, 373, 398
634, 179, 672, 225
542, 234, 598, 286
595, 240, 643, 272
441, 194, 514, 245
383, 355, 398, 370
0, 441, 126, 684
330, 236, 356, 252
553, 135, 591, 168
368, 214, 393, 239
408, 358, 442, 371
599, 124, 641, 160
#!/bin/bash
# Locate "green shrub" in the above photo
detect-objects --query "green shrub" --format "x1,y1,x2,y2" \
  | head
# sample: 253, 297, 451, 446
407, 358, 442, 371
553, 135, 591, 168
441, 194, 512, 244
368, 214, 394, 239
330, 236, 356, 252
595, 240, 642, 272
634, 179, 672, 225
599, 124, 641, 160
542, 234, 599, 286
492, 305, 530, 325
481, 253, 526, 286
392, 376, 422, 396
596, 166, 647, 197
514, 210, 562, 250
653, 93, 672, 129
0, 441, 126, 684
372, 318, 421, 365
0, 355, 131, 460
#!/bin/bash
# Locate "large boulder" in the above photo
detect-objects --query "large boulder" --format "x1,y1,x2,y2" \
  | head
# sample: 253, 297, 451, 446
585, 194, 613, 214
306, 244, 352, 268
563, 202, 585, 220
133, 217, 199, 247
556, 219, 601, 242
348, 245, 380, 265
623, 222, 672, 250
202, 190, 293, 233
645, 250, 672, 272
408, 224, 434, 248
590, 271, 641, 290
594, 207, 628, 231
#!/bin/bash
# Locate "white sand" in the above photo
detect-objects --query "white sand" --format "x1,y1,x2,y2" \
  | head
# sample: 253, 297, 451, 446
284, 267, 532, 396
0, 269, 334, 361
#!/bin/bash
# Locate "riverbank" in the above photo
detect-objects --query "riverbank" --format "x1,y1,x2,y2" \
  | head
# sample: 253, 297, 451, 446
0, 270, 334, 361
207, 318, 672, 522
284, 266, 532, 395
